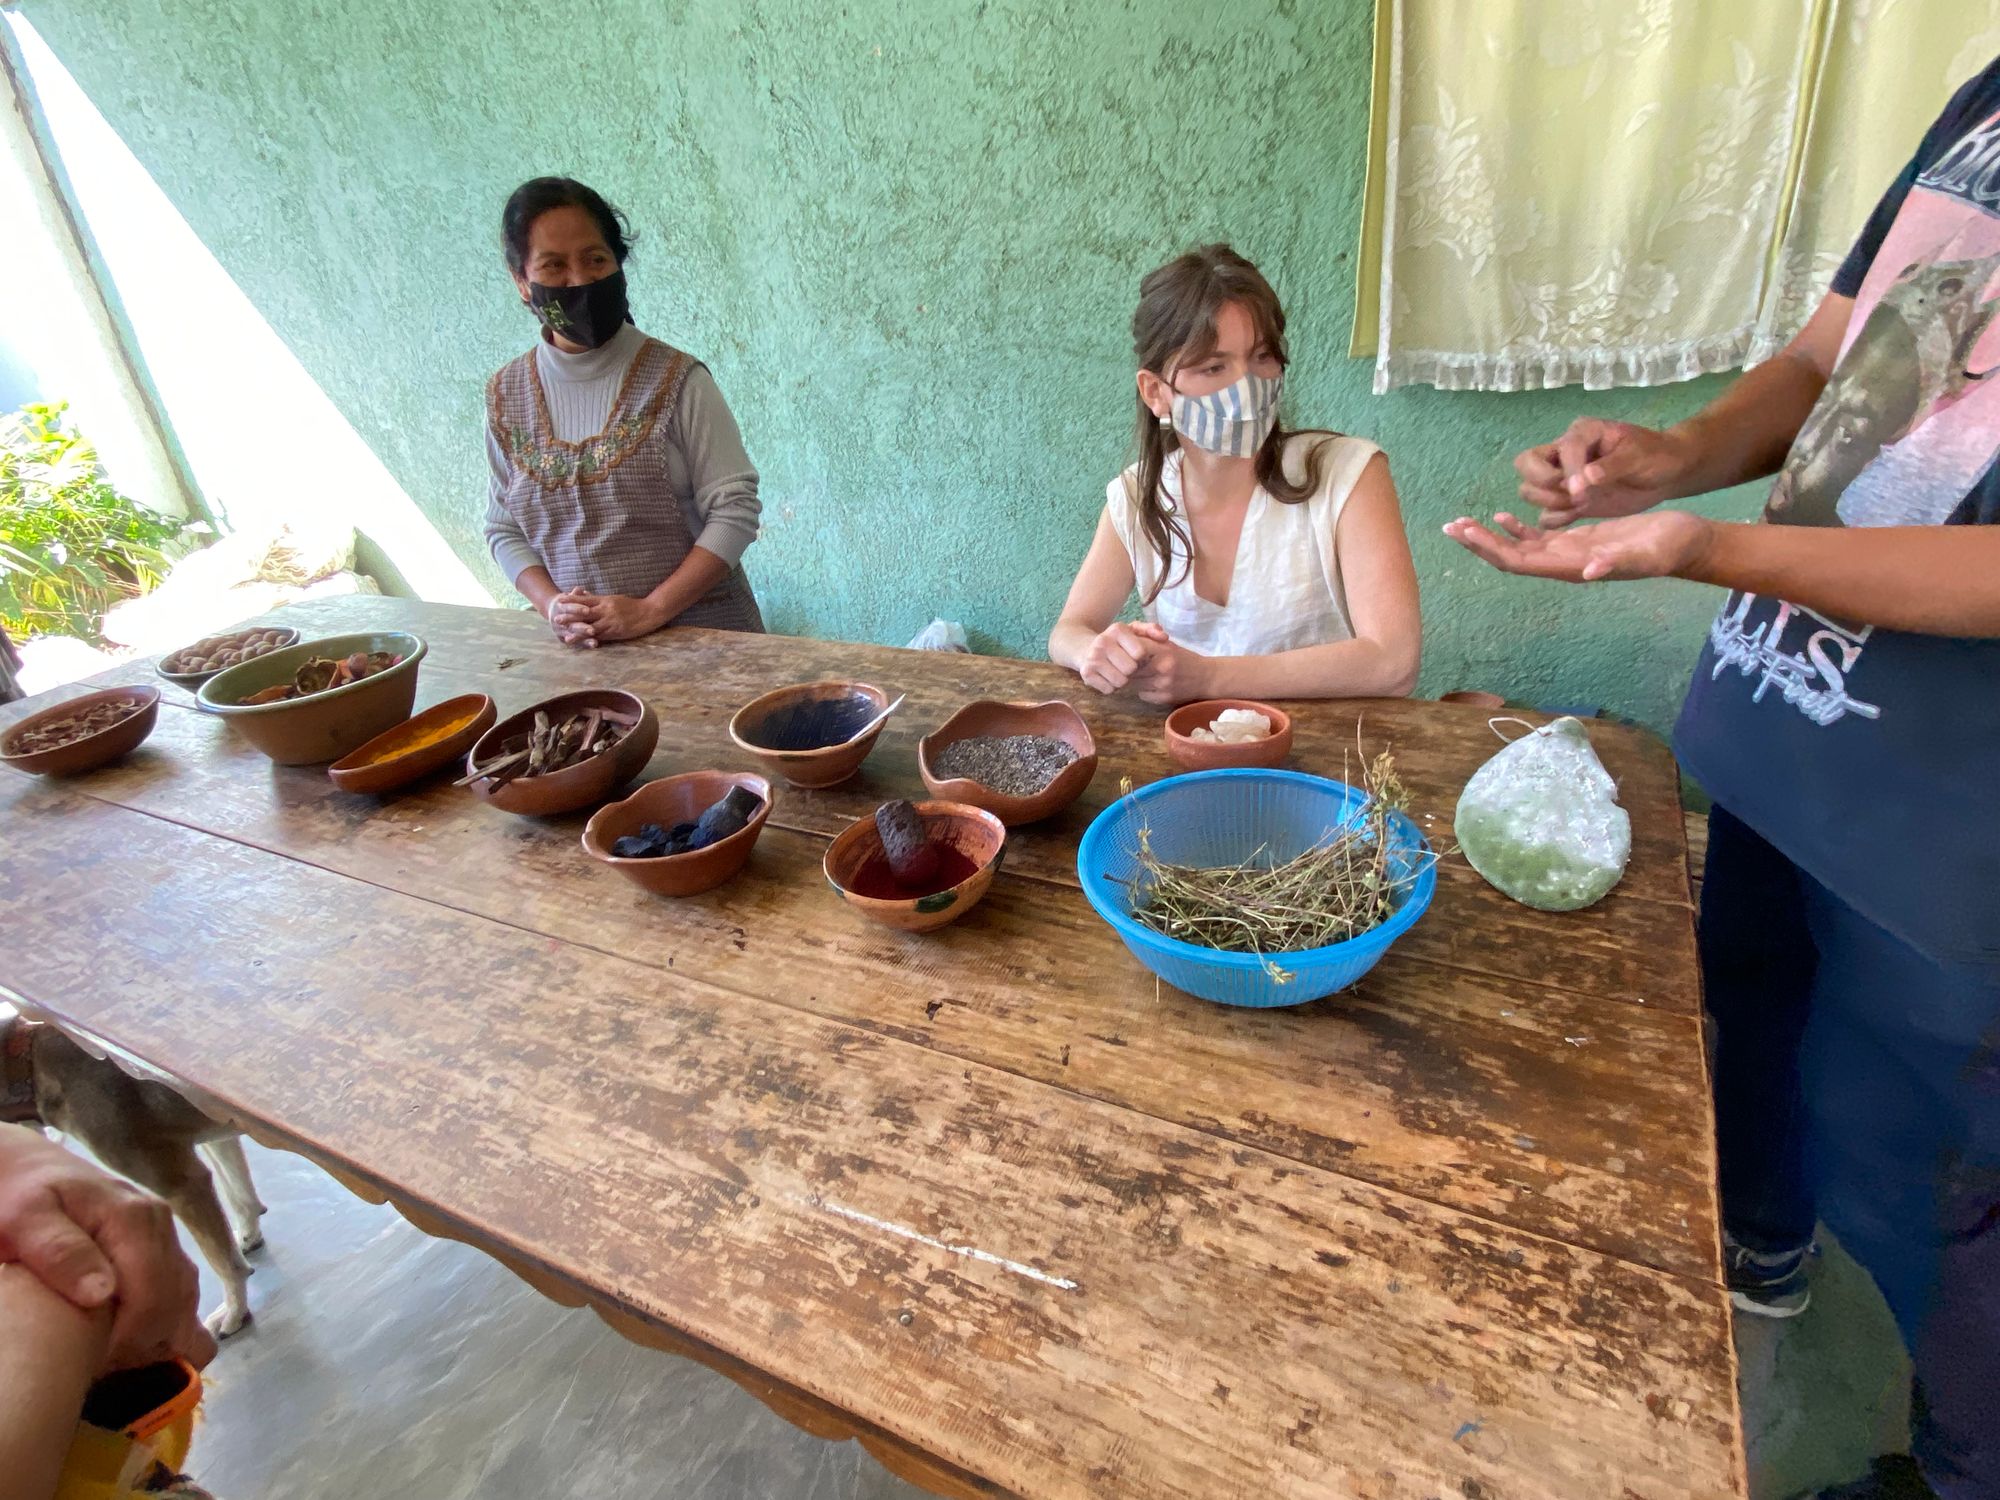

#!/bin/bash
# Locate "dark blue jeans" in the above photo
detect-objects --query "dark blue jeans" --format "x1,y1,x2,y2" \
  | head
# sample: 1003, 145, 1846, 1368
1703, 806, 2000, 1497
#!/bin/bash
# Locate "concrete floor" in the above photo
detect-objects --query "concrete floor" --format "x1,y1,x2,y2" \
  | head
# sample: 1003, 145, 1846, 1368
184, 1145, 923, 1500
1734, 1232, 1912, 1497
179, 1144, 1909, 1499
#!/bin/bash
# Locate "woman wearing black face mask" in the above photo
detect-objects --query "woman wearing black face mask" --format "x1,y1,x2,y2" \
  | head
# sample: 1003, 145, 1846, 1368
484, 177, 763, 644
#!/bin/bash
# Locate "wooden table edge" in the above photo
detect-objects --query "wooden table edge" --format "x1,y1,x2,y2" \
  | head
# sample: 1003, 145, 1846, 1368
2, 973, 1746, 1500
4, 998, 1014, 1500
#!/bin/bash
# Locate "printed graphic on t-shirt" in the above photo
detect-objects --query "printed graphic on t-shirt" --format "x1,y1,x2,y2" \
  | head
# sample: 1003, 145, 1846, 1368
1706, 594, 1878, 726
1767, 252, 2000, 527
1707, 106, 2000, 727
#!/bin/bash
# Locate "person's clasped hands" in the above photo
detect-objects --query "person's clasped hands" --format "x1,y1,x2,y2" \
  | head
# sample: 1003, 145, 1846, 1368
1075, 620, 1213, 705
546, 587, 664, 648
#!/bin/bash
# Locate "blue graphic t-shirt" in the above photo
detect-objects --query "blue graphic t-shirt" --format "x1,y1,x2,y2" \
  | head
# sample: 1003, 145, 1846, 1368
1674, 57, 2000, 968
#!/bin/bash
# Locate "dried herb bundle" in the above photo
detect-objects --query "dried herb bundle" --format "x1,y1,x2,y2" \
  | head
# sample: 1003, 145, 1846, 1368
1120, 748, 1433, 974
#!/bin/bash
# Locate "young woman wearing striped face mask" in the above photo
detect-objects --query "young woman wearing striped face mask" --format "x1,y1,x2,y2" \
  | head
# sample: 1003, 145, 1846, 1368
1050, 244, 1421, 704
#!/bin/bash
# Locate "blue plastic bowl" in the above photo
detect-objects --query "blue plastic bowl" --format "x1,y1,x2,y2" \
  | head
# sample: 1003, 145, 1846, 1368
1077, 768, 1436, 1008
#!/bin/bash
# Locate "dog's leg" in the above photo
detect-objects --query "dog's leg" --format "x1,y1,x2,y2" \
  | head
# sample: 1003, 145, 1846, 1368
163, 1171, 254, 1338
93, 1142, 253, 1338
200, 1137, 267, 1253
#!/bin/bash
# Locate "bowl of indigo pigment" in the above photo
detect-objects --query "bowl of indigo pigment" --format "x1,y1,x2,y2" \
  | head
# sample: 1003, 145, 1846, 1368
918, 699, 1097, 825
728, 681, 892, 789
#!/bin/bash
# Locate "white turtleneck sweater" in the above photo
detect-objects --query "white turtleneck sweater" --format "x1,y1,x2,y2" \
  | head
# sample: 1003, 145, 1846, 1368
484, 323, 762, 585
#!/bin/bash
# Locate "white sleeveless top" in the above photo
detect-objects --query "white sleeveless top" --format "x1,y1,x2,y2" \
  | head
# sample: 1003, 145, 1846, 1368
1104, 433, 1379, 657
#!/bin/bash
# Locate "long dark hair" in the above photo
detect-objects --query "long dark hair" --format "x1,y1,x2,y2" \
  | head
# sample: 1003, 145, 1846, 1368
1127, 244, 1330, 603
500, 177, 636, 275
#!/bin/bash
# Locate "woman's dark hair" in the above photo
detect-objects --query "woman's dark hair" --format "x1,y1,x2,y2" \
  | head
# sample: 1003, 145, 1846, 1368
501, 177, 635, 275
1126, 244, 1330, 604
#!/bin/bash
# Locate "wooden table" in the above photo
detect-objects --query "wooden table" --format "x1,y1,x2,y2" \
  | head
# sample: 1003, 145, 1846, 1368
0, 597, 1745, 1499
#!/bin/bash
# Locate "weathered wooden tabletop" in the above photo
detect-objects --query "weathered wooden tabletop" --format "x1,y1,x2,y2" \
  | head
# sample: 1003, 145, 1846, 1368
0, 597, 1744, 1499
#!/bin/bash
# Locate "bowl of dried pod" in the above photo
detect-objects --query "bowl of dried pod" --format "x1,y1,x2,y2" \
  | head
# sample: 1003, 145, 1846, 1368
197, 632, 425, 765
461, 688, 658, 816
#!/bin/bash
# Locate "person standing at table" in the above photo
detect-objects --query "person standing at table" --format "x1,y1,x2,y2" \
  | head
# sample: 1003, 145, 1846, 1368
485, 177, 764, 647
1445, 58, 2000, 1500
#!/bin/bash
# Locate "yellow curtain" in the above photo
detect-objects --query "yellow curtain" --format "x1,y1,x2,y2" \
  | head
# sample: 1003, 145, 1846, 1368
1353, 0, 2000, 393
1757, 3, 2000, 351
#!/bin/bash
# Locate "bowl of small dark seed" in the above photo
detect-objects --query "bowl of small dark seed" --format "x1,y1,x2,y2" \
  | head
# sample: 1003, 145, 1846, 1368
918, 699, 1098, 826
1, 686, 162, 776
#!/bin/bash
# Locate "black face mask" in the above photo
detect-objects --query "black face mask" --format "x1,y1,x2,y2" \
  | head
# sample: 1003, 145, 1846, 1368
527, 270, 630, 350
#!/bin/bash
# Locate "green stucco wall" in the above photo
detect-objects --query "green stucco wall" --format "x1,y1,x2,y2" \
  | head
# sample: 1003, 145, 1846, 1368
21, 0, 1765, 732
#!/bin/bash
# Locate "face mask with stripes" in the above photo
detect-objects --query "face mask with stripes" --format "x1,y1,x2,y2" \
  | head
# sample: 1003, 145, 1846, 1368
1168, 370, 1283, 458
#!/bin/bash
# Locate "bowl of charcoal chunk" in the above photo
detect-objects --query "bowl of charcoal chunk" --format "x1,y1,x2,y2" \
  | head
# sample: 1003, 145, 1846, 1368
583, 771, 773, 896
918, 700, 1097, 825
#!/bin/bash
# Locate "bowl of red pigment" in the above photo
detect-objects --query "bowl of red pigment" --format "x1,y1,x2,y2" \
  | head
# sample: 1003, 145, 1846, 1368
823, 799, 1006, 933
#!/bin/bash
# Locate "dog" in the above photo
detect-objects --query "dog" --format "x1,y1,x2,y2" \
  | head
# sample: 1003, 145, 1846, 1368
2, 1012, 265, 1337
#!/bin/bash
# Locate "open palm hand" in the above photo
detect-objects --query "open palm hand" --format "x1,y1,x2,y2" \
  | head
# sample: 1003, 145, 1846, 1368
1443, 510, 1713, 584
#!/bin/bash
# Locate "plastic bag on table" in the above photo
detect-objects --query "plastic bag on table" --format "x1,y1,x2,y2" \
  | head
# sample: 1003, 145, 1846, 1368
906, 618, 969, 652
1453, 716, 1630, 912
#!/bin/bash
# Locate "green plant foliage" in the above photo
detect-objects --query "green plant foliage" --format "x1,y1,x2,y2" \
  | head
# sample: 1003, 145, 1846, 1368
0, 402, 202, 644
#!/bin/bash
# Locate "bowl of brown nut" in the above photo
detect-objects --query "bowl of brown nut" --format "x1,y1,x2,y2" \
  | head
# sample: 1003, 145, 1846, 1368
157, 626, 300, 687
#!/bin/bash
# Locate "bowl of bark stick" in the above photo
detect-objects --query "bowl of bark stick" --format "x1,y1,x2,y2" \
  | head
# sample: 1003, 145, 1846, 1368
582, 770, 773, 897
918, 699, 1097, 826
1, 686, 161, 777
328, 693, 496, 796
728, 681, 891, 789
824, 800, 1006, 933
463, 689, 657, 816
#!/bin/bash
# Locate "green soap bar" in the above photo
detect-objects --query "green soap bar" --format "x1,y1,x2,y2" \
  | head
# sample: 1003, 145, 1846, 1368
1453, 717, 1631, 913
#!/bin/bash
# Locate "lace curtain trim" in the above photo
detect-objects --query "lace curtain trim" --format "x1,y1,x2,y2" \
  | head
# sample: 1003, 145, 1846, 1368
1375, 330, 1791, 394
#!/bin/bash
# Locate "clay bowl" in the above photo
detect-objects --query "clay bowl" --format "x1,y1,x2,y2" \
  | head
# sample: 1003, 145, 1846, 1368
728, 681, 890, 789
466, 688, 658, 817
1, 686, 161, 776
1163, 698, 1294, 772
824, 800, 1006, 934
157, 626, 299, 687
197, 631, 426, 765
582, 771, 773, 897
917, 699, 1097, 826
328, 694, 496, 796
